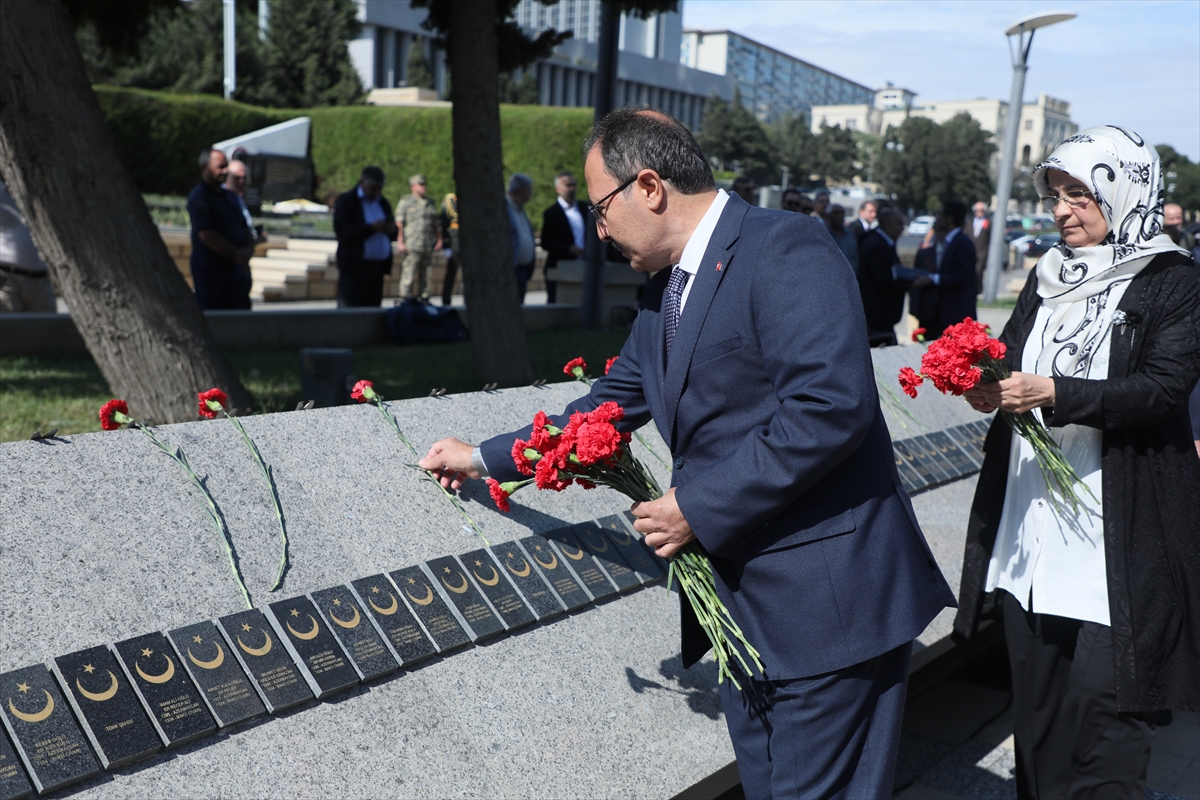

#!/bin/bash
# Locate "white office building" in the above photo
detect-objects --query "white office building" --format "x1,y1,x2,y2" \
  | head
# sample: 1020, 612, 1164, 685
680, 29, 875, 123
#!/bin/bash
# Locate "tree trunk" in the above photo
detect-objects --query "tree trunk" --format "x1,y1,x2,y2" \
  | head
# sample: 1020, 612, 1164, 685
0, 0, 253, 423
448, 0, 533, 387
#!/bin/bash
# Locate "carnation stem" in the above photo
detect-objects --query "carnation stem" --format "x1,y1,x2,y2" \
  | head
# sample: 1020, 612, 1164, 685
222, 411, 289, 591
133, 423, 252, 610
372, 399, 490, 547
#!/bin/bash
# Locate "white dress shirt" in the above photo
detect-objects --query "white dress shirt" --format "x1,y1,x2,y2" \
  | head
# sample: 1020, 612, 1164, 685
357, 186, 391, 261
674, 189, 730, 314
985, 303, 1110, 626
559, 196, 585, 252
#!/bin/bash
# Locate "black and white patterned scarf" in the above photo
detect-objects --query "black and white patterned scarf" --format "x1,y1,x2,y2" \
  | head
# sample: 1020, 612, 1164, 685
1029, 126, 1187, 379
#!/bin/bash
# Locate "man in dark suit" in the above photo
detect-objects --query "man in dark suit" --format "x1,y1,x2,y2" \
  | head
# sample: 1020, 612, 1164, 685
919, 201, 977, 333
967, 201, 990, 292
420, 109, 955, 797
333, 166, 397, 307
847, 199, 877, 246
857, 209, 911, 344
540, 171, 587, 304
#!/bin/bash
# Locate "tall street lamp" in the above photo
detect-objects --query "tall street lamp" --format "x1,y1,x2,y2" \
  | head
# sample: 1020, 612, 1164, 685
982, 10, 1075, 304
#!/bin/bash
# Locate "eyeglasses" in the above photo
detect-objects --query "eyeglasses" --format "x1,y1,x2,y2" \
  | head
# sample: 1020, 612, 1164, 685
1040, 189, 1093, 213
586, 175, 638, 220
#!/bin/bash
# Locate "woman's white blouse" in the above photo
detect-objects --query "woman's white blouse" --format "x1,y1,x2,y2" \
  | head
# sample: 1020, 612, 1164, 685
984, 303, 1111, 626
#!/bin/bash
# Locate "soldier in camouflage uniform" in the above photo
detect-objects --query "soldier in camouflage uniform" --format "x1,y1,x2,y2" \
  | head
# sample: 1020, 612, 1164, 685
394, 174, 442, 299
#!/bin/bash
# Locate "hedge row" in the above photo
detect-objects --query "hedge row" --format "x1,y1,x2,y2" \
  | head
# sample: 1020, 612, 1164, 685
95, 86, 596, 226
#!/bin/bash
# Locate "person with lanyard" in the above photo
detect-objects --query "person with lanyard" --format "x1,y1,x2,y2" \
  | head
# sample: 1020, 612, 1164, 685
332, 166, 398, 307
955, 126, 1200, 799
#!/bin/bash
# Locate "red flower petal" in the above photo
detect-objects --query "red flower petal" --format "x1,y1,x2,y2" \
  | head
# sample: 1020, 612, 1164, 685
487, 479, 512, 513
604, 356, 619, 375
99, 399, 129, 431
197, 388, 228, 419
350, 379, 374, 402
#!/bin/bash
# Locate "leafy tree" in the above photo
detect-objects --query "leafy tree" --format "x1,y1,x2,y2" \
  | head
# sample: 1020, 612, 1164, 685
2, 0, 253, 422
935, 112, 995, 206
240, 0, 363, 107
1157, 144, 1200, 212
814, 122, 859, 185
697, 89, 775, 180
498, 70, 539, 105
769, 113, 817, 185
406, 37, 435, 90
877, 113, 995, 214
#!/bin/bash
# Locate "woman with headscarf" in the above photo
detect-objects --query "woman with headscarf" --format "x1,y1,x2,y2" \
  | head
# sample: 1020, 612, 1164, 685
952, 126, 1200, 798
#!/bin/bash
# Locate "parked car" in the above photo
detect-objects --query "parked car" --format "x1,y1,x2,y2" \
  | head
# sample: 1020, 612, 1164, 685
907, 215, 935, 236
1026, 232, 1062, 259
1009, 234, 1036, 264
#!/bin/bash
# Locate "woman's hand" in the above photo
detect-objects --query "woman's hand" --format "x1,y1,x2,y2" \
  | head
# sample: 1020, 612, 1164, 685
967, 372, 1056, 414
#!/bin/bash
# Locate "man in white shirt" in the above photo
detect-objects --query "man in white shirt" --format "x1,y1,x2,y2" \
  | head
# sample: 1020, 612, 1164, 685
540, 171, 587, 304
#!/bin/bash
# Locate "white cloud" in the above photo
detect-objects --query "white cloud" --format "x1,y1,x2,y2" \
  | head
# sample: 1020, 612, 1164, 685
682, 0, 1200, 160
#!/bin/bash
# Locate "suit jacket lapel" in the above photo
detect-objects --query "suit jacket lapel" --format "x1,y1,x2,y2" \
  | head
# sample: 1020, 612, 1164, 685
661, 198, 748, 445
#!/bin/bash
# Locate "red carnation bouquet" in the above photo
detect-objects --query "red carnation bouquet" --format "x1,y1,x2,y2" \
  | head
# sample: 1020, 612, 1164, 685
897, 318, 1093, 511
488, 401, 765, 688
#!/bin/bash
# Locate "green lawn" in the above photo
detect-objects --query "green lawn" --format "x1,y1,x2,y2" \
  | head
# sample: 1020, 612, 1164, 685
0, 328, 632, 443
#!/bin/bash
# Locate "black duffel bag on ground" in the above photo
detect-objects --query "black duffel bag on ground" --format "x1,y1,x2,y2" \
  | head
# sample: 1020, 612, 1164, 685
385, 298, 469, 344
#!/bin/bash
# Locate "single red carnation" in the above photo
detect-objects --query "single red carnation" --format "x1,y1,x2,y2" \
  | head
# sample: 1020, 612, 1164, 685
560, 410, 587, 443
587, 401, 625, 425
351, 380, 374, 403
487, 479, 512, 512
529, 410, 552, 450
605, 356, 619, 375
911, 328, 926, 342
99, 399, 129, 431
534, 457, 572, 491
563, 357, 587, 379
898, 367, 924, 399
575, 420, 623, 465
197, 388, 228, 419
511, 437, 536, 476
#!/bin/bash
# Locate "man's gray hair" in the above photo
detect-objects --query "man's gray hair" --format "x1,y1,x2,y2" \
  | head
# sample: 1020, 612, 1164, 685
508, 173, 533, 194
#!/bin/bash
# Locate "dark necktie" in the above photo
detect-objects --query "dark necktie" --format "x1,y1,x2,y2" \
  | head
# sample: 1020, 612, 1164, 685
664, 266, 690, 359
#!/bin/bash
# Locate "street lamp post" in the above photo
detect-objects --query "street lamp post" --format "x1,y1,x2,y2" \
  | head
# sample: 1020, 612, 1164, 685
982, 11, 1075, 305
223, 0, 236, 100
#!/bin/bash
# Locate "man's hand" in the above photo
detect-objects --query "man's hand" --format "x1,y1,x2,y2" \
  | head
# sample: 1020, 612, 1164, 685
418, 437, 479, 490
966, 372, 1056, 414
630, 488, 695, 559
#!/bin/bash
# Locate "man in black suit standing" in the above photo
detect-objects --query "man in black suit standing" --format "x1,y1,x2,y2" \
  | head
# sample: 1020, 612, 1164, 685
540, 171, 587, 304
919, 201, 977, 333
847, 199, 877, 246
333, 166, 397, 307
857, 209, 910, 345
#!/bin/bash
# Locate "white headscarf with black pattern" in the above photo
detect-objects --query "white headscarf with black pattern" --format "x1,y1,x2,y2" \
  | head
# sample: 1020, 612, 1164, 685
1027, 126, 1186, 380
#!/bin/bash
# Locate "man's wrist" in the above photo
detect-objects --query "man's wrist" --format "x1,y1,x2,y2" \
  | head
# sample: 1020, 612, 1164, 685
471, 446, 489, 478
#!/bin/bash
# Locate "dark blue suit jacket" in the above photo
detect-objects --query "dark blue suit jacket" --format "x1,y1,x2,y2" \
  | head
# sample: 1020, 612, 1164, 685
483, 195, 956, 680
934, 230, 978, 332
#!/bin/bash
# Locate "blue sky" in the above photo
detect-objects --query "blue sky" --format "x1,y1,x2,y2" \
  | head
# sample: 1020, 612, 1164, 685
682, 0, 1200, 161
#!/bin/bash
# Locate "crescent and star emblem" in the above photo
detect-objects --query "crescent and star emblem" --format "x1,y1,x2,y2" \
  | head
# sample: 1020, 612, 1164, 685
405, 584, 435, 606
134, 652, 176, 684
584, 532, 609, 553
368, 591, 399, 615
75, 670, 119, 702
237, 629, 273, 657
533, 549, 558, 570
441, 571, 470, 594
607, 526, 633, 545
560, 543, 585, 561
285, 613, 321, 641
187, 641, 226, 670
505, 556, 532, 578
8, 689, 54, 723
472, 562, 500, 586
328, 604, 361, 629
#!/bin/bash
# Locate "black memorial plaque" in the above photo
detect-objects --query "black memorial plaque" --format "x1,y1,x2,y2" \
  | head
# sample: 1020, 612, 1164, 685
113, 632, 216, 748
965, 419, 992, 460
907, 435, 955, 484
166, 622, 265, 728
597, 515, 664, 585
0, 665, 98, 796
926, 430, 980, 477
459, 549, 536, 631
52, 645, 160, 768
943, 424, 981, 468
310, 585, 399, 682
425, 556, 506, 642
518, 535, 591, 612
216, 608, 312, 714
489, 544, 565, 621
0, 725, 33, 800
388, 566, 471, 654
266, 596, 360, 700
573, 521, 641, 593
890, 442, 923, 494
350, 575, 436, 667
622, 510, 670, 572
543, 527, 619, 601
891, 439, 936, 491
